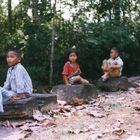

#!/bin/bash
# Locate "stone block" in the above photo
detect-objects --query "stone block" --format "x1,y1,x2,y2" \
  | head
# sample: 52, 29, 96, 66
97, 77, 131, 92
0, 97, 37, 119
51, 84, 98, 104
31, 93, 57, 112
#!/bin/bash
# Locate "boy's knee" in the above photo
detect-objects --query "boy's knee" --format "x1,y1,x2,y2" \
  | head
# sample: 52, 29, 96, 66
76, 75, 82, 81
82, 79, 89, 84
85, 80, 89, 84
102, 59, 107, 63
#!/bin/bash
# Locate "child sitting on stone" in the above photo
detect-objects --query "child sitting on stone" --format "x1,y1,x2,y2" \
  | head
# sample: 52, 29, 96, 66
0, 49, 33, 112
101, 47, 124, 81
62, 48, 89, 85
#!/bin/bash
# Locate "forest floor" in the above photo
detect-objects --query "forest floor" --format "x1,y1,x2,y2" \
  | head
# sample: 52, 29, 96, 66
1, 88, 140, 140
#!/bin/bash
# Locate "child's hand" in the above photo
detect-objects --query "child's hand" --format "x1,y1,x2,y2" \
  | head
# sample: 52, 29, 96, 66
9, 93, 26, 102
9, 96, 21, 102
108, 65, 113, 69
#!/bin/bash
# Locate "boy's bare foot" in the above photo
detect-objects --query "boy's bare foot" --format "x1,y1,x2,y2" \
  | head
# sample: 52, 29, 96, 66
9, 93, 29, 102
9, 96, 21, 102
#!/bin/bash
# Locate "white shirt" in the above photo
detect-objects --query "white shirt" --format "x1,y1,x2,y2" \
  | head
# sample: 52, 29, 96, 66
3, 63, 33, 94
107, 56, 124, 72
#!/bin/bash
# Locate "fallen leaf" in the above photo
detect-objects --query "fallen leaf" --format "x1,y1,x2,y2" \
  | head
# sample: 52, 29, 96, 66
41, 120, 56, 127
68, 126, 94, 134
136, 88, 140, 94
75, 106, 85, 110
112, 128, 126, 136
134, 107, 140, 111
33, 110, 50, 122
19, 123, 31, 131
87, 111, 105, 118
70, 98, 88, 106
68, 129, 81, 134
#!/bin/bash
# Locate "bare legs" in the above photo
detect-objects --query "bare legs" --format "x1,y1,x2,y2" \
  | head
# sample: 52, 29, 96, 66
101, 60, 121, 81
0, 92, 4, 112
101, 60, 110, 81
69, 75, 89, 85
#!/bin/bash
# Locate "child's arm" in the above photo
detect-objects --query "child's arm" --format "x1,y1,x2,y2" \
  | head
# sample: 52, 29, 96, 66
15, 68, 25, 94
110, 58, 123, 70
62, 62, 70, 85
110, 64, 122, 69
63, 75, 70, 85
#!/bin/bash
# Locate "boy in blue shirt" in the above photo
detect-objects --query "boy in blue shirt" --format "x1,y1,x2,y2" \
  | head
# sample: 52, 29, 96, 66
0, 49, 33, 112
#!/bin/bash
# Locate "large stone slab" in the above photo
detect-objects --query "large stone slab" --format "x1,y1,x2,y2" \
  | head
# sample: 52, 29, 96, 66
97, 77, 131, 92
51, 84, 98, 104
31, 93, 57, 112
128, 76, 140, 87
0, 97, 37, 119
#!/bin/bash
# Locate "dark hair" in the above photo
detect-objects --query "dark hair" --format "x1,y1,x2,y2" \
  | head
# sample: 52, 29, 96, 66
111, 47, 119, 53
66, 48, 78, 62
7, 48, 22, 57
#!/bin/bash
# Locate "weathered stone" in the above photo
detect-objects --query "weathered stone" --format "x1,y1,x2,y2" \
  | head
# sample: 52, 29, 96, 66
128, 76, 140, 83
51, 84, 98, 104
0, 97, 37, 119
31, 93, 57, 112
97, 77, 131, 92
128, 76, 140, 87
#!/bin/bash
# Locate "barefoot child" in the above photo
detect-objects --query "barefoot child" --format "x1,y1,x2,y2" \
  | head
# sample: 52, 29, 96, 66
62, 48, 89, 85
101, 48, 123, 81
0, 49, 33, 112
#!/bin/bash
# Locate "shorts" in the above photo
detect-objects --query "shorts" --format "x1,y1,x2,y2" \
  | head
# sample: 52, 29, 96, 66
69, 76, 78, 84
109, 70, 121, 77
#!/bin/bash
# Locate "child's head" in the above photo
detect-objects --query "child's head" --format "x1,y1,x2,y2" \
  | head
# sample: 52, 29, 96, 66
7, 48, 22, 66
67, 48, 78, 63
110, 47, 119, 59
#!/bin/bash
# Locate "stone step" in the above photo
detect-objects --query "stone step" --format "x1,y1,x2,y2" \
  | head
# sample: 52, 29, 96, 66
97, 76, 131, 92
128, 76, 140, 83
51, 84, 98, 104
31, 93, 57, 112
0, 93, 57, 119
128, 76, 140, 87
0, 97, 38, 119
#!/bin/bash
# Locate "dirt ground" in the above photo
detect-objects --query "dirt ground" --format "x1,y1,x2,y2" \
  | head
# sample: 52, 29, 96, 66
1, 89, 140, 140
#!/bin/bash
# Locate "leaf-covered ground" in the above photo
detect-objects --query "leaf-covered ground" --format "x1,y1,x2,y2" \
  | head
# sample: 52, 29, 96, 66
1, 88, 140, 140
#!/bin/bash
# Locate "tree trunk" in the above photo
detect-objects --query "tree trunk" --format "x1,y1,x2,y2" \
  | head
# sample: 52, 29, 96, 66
49, 0, 56, 87
8, 0, 12, 32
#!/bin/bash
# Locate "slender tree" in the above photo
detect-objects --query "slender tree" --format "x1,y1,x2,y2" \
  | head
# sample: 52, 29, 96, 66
49, 0, 56, 86
8, 0, 12, 32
